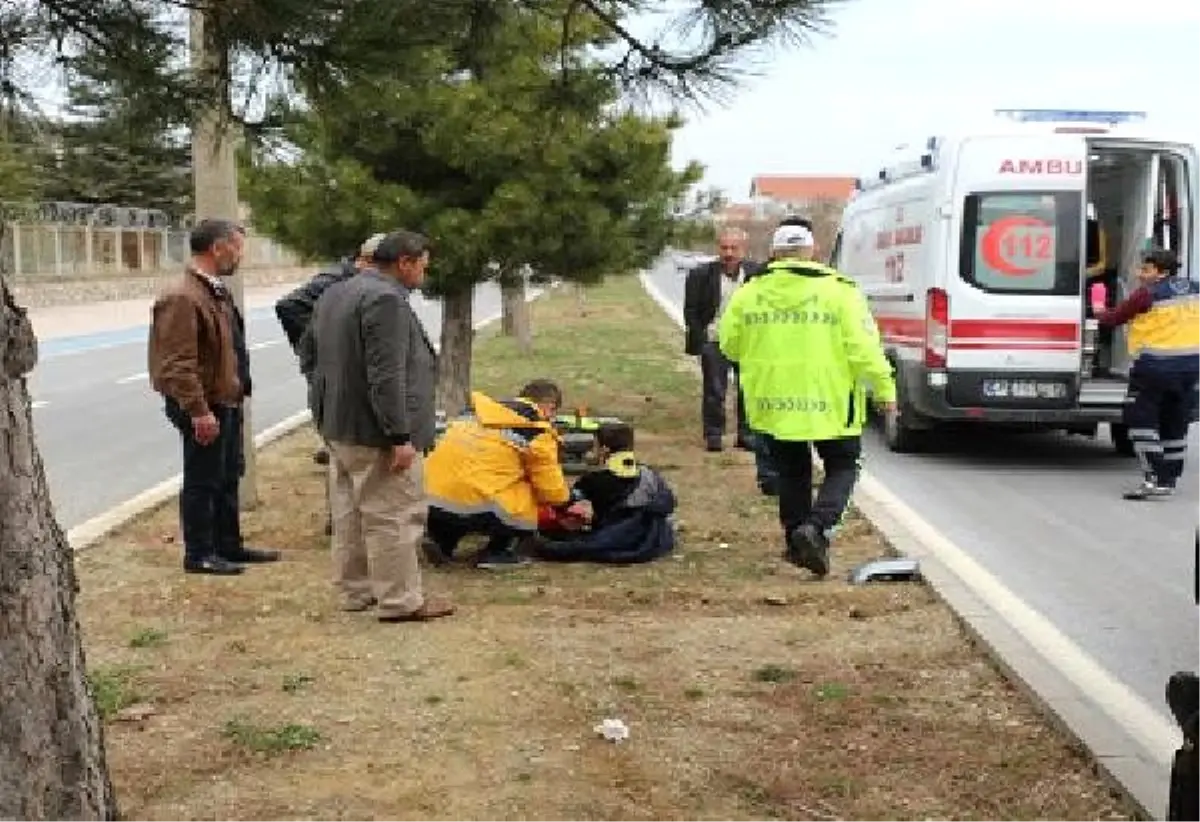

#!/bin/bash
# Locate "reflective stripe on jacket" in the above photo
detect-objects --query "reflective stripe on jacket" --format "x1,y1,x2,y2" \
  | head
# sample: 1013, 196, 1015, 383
425, 391, 569, 530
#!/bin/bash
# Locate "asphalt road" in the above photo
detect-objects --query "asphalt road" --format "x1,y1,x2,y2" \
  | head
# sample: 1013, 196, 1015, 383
29, 284, 503, 530
648, 255, 1198, 723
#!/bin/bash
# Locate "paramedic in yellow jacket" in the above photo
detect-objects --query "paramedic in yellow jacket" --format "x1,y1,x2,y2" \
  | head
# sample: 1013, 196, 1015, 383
424, 380, 570, 569
719, 223, 896, 579
1097, 247, 1199, 500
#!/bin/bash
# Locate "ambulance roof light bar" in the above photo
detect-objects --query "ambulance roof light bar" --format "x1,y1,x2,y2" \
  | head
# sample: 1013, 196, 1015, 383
993, 108, 1147, 126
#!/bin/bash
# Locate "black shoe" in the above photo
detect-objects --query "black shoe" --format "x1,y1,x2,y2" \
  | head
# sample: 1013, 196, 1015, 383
705, 437, 723, 453
1123, 479, 1174, 500
324, 519, 333, 537
785, 524, 830, 578
735, 437, 752, 451
421, 537, 454, 567
313, 448, 330, 466
184, 555, 245, 576
476, 550, 533, 571
220, 546, 281, 563
758, 479, 779, 497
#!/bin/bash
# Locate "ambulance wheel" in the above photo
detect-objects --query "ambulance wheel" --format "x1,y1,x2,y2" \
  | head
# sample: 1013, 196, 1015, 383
882, 404, 925, 453
1110, 423, 1135, 457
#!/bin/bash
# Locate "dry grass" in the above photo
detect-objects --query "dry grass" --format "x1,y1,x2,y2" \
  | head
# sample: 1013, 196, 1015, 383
77, 277, 1133, 820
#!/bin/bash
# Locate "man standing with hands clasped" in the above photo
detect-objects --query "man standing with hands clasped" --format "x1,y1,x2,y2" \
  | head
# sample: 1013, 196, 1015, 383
303, 229, 454, 622
149, 218, 280, 576
719, 221, 896, 579
683, 227, 763, 453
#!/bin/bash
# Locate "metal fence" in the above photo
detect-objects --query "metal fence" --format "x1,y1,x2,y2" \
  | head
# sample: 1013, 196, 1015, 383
3, 222, 297, 279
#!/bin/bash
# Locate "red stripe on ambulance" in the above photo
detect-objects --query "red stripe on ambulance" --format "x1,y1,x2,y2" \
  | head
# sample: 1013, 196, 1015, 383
874, 315, 1079, 351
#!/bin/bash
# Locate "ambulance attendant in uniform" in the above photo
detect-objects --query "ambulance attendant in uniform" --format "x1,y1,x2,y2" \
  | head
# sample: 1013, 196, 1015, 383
1096, 247, 1200, 500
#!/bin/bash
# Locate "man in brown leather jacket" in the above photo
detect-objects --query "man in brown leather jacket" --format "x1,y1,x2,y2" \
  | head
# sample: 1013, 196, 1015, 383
148, 219, 279, 575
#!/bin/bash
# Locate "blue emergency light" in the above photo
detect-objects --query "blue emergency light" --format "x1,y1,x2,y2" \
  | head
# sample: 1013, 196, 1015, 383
994, 108, 1147, 125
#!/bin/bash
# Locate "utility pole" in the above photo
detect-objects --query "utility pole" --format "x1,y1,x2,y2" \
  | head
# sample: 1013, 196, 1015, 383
190, 6, 258, 508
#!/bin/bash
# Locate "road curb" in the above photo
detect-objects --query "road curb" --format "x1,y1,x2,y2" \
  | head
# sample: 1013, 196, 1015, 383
638, 270, 1169, 820
65, 282, 555, 552
851, 476, 1162, 820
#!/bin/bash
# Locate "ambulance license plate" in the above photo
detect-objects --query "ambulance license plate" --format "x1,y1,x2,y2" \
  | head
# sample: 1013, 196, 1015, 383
981, 379, 1067, 400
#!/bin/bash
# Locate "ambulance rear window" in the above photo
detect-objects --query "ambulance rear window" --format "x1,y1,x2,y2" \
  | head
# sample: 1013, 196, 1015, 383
959, 191, 1083, 296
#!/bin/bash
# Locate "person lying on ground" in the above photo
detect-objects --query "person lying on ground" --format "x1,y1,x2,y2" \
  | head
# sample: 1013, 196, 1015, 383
532, 422, 677, 565
423, 380, 571, 570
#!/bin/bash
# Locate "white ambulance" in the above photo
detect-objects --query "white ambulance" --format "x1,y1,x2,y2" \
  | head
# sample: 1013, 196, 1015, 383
831, 109, 1198, 453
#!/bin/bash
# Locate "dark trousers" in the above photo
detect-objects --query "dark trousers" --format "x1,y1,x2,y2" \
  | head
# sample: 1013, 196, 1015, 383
746, 429, 780, 486
699, 342, 778, 482
763, 435, 862, 535
1124, 369, 1197, 486
427, 507, 526, 559
166, 400, 243, 560
700, 341, 748, 440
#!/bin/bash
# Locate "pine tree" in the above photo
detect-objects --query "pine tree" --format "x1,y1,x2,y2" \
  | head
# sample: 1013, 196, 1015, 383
48, 48, 191, 216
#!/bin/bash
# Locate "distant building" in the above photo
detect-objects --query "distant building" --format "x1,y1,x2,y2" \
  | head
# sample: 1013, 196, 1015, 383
748, 175, 857, 218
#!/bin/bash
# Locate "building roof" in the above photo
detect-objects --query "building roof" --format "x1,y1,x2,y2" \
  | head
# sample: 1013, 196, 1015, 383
749, 175, 857, 202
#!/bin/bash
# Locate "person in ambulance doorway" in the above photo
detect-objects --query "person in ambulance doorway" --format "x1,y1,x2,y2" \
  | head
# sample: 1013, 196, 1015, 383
683, 227, 763, 453
1096, 247, 1200, 500
718, 222, 897, 579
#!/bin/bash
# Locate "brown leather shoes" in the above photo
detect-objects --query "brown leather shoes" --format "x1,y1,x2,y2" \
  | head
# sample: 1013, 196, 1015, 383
377, 595, 455, 623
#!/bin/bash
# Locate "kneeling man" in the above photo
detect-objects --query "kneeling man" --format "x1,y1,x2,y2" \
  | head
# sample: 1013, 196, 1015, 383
424, 380, 570, 569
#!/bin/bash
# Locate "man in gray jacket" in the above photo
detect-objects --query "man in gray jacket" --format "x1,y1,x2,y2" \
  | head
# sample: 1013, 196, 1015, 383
302, 229, 454, 622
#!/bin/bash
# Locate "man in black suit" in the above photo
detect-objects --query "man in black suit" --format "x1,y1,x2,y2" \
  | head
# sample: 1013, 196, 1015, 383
683, 227, 764, 451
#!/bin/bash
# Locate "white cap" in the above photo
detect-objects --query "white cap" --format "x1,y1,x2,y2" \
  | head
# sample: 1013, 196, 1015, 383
360, 233, 387, 258
771, 225, 814, 250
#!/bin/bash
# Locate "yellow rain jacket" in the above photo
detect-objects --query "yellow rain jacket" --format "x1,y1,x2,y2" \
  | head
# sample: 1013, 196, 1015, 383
425, 391, 570, 530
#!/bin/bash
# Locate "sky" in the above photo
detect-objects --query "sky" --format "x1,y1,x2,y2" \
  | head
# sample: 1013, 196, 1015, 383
670, 0, 1200, 200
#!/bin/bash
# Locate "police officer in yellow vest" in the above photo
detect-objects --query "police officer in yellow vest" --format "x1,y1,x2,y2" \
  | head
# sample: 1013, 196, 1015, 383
718, 223, 896, 578
1098, 247, 1200, 500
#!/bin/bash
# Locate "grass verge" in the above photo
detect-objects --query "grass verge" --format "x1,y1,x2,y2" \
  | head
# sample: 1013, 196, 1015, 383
77, 277, 1132, 820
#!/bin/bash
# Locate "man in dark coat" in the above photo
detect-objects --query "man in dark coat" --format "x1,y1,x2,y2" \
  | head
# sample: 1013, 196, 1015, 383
276, 233, 385, 358
276, 233, 384, 526
683, 227, 765, 452
683, 226, 781, 494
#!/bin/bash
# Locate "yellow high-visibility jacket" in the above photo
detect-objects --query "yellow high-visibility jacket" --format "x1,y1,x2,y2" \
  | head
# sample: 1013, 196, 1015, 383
425, 391, 569, 530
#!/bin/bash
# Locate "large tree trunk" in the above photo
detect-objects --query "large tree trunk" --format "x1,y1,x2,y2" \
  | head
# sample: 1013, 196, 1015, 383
0, 222, 118, 820
437, 288, 475, 416
499, 270, 532, 354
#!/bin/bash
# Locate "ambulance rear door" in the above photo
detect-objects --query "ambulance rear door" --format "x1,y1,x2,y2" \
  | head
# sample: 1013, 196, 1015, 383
944, 134, 1088, 408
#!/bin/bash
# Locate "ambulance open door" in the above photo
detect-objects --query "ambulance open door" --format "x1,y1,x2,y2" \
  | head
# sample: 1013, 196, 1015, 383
1110, 153, 1158, 375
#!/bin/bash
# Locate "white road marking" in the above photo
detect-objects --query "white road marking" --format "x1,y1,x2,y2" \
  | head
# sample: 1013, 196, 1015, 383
249, 340, 281, 351
116, 371, 148, 385
32, 400, 48, 409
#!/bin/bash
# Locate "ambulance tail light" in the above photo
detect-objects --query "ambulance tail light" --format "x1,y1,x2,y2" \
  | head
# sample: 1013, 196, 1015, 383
925, 288, 949, 368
